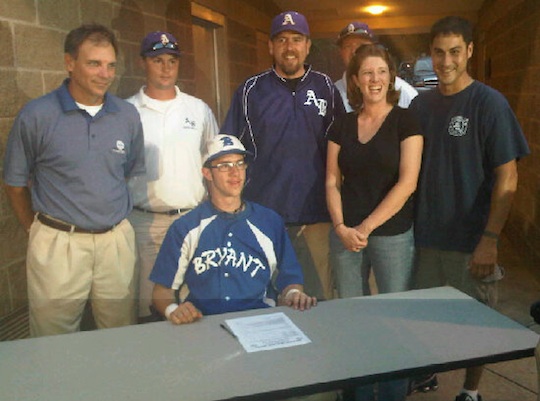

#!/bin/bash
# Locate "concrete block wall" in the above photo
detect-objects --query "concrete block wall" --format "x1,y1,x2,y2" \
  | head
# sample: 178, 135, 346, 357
0, 0, 278, 324
2, 0, 538, 324
0, 0, 167, 321
194, 0, 278, 102
477, 0, 540, 263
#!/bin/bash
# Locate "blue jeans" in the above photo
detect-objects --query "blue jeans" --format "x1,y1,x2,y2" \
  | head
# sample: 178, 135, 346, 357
329, 227, 414, 297
329, 227, 414, 401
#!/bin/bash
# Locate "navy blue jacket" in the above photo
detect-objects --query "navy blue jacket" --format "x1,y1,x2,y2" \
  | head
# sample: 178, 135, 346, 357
221, 66, 345, 224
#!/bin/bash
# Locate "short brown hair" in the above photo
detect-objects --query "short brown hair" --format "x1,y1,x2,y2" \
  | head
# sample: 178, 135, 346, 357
430, 16, 473, 46
346, 44, 400, 111
64, 24, 118, 59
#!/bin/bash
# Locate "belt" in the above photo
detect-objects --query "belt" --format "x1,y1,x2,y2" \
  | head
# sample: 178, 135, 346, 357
37, 213, 115, 234
134, 206, 191, 216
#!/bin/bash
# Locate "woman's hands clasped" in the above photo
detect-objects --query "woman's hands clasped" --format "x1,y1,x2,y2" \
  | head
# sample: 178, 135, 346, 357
335, 224, 368, 252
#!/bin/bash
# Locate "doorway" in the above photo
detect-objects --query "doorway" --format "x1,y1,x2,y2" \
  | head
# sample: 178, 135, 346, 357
191, 4, 229, 125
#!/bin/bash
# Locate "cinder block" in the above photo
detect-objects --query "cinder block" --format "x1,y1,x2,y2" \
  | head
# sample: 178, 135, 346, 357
0, 118, 15, 169
0, 264, 10, 318
179, 53, 194, 81
14, 25, 64, 70
0, 21, 14, 67
81, 0, 114, 27
116, 76, 144, 99
8, 260, 28, 311
0, 217, 28, 264
153, 0, 191, 21
111, 4, 146, 44
43, 72, 68, 94
0, 0, 35, 22
37, 0, 80, 30
227, 19, 256, 45
168, 22, 191, 55
0, 70, 42, 119
228, 41, 256, 66
119, 42, 142, 77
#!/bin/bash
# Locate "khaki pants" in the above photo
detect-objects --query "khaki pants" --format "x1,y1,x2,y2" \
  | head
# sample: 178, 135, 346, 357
415, 248, 498, 307
304, 223, 334, 301
288, 223, 334, 301
128, 209, 190, 317
27, 218, 137, 337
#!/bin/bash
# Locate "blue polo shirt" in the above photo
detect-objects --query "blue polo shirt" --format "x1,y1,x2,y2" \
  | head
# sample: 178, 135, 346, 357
3, 79, 145, 230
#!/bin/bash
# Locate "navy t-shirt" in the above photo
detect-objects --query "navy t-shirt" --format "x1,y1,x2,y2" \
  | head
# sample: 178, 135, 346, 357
411, 81, 530, 252
328, 106, 421, 236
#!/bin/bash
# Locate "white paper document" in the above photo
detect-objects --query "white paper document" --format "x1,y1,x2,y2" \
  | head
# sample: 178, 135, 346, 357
224, 312, 311, 353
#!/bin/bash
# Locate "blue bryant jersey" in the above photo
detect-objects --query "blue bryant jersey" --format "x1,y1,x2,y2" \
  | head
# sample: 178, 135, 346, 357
221, 66, 345, 224
150, 201, 304, 316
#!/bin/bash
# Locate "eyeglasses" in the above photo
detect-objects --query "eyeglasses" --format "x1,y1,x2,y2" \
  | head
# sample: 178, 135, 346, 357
210, 160, 248, 172
150, 41, 179, 52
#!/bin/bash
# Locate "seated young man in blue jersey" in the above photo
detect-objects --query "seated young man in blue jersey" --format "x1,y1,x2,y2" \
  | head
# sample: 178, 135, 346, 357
150, 134, 317, 324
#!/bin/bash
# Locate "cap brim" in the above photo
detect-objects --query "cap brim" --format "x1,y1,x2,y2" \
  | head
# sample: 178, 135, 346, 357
336, 32, 373, 45
271, 27, 309, 38
141, 48, 181, 57
205, 149, 251, 165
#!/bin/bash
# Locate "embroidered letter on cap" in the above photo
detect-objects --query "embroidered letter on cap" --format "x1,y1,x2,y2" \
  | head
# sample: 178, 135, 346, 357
282, 13, 296, 26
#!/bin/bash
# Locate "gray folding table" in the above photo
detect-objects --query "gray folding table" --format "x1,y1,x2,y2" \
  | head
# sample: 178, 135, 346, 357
0, 287, 537, 401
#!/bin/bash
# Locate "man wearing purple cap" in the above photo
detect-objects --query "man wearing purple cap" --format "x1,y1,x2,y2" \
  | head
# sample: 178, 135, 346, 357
221, 11, 345, 305
127, 31, 218, 322
335, 22, 418, 112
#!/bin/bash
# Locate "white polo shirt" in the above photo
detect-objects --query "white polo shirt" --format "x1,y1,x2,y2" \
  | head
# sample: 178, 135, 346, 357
127, 86, 218, 211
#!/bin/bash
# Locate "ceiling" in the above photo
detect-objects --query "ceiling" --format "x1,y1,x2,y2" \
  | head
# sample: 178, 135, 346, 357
271, 0, 486, 38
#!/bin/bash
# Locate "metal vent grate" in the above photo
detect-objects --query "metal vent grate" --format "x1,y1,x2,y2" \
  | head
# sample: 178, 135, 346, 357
0, 306, 29, 341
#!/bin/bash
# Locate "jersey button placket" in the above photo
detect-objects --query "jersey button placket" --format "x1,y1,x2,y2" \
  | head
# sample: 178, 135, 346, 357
224, 231, 234, 301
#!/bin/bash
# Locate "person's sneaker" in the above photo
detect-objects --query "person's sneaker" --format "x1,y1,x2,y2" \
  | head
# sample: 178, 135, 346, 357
455, 393, 483, 401
407, 374, 439, 394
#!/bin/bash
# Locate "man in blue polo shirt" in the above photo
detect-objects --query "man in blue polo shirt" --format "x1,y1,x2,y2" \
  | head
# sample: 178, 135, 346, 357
3, 24, 145, 337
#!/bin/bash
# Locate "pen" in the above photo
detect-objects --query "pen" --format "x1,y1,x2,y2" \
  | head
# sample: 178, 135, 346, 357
220, 323, 237, 339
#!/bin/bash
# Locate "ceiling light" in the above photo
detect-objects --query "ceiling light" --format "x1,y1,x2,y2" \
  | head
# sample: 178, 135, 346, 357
365, 5, 388, 15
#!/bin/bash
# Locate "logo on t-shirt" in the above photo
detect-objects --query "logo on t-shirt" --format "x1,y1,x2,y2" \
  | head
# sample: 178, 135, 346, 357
448, 116, 469, 137
304, 90, 327, 116
112, 140, 126, 154
183, 117, 196, 129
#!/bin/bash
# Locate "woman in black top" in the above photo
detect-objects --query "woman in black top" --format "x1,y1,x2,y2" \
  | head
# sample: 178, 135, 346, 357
326, 44, 423, 401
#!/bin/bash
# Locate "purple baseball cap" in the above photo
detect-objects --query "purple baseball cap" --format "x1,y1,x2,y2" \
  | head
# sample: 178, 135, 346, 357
270, 11, 310, 38
337, 22, 374, 45
140, 31, 180, 57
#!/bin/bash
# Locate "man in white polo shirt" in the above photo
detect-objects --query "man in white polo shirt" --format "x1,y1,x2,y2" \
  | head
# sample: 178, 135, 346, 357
127, 31, 218, 321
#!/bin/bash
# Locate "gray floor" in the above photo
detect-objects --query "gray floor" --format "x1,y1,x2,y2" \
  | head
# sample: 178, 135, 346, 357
407, 235, 540, 401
